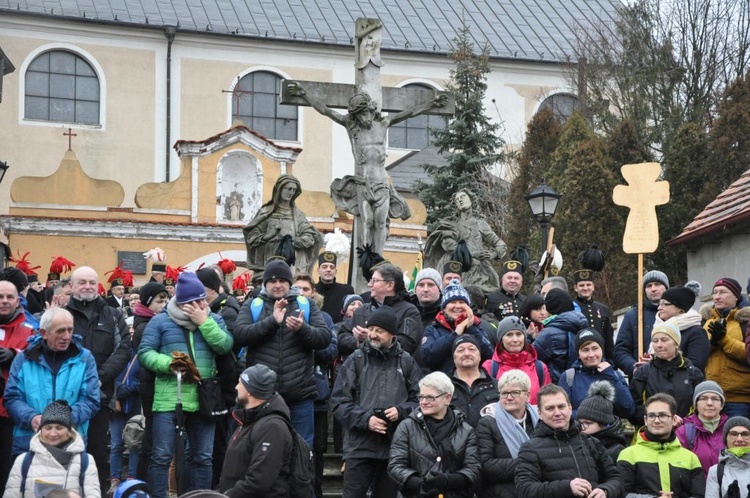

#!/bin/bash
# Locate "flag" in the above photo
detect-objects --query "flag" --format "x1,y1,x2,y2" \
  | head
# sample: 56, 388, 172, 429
408, 252, 422, 292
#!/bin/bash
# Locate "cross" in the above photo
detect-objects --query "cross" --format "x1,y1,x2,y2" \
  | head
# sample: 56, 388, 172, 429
280, 18, 455, 290
63, 127, 77, 151
222, 77, 254, 125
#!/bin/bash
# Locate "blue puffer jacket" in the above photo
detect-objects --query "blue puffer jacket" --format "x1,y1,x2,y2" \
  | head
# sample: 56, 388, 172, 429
532, 311, 588, 383
558, 359, 635, 420
4, 334, 100, 454
114, 348, 141, 417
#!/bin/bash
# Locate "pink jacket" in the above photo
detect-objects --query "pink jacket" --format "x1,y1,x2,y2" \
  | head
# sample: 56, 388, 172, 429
675, 413, 728, 476
482, 345, 551, 404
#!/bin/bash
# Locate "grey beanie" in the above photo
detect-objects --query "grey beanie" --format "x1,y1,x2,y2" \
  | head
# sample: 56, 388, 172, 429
642, 270, 669, 289
496, 316, 526, 344
576, 381, 616, 426
240, 364, 277, 400
692, 380, 725, 408
415, 268, 443, 291
723, 416, 750, 446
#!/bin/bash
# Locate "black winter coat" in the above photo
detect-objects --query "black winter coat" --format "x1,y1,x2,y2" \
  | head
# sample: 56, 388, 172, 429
629, 354, 704, 423
331, 340, 421, 460
450, 369, 498, 427
388, 408, 481, 498
515, 421, 624, 498
209, 293, 241, 332
232, 289, 332, 403
133, 312, 157, 414
315, 280, 354, 323
338, 293, 424, 356
475, 407, 537, 498
219, 394, 293, 498
66, 296, 131, 398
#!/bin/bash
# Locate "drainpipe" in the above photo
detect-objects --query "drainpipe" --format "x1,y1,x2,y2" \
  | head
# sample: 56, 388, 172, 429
165, 26, 176, 182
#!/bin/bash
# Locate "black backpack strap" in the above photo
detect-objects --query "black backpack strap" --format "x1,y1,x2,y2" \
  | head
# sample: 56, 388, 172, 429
717, 460, 726, 498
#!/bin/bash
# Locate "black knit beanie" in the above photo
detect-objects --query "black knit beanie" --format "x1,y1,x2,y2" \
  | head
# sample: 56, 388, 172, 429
545, 288, 574, 315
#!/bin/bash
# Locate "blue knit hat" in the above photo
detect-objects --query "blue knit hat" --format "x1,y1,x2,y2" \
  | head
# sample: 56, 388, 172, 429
441, 279, 470, 309
342, 294, 364, 312
175, 272, 207, 304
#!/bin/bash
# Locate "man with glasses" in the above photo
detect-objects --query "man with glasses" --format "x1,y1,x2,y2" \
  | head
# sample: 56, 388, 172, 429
337, 263, 423, 359
706, 416, 750, 498
617, 393, 704, 497
516, 384, 623, 498
331, 306, 422, 498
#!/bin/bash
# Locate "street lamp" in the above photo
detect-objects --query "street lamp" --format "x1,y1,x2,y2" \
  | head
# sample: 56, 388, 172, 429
0, 161, 8, 185
525, 180, 560, 252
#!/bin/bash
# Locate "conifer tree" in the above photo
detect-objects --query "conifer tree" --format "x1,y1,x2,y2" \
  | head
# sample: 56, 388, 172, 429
417, 24, 505, 228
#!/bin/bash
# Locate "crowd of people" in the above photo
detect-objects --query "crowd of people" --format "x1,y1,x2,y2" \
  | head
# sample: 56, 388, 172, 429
1, 250, 750, 498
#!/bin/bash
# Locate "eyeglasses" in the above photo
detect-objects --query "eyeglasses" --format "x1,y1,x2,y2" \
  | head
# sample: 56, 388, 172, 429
645, 412, 672, 422
578, 420, 596, 430
499, 390, 526, 399
418, 393, 447, 403
696, 395, 723, 404
368, 278, 392, 284
727, 430, 750, 439
657, 301, 674, 308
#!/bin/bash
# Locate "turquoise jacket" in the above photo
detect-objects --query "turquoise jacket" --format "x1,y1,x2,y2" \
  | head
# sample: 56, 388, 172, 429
138, 308, 233, 413
4, 334, 100, 455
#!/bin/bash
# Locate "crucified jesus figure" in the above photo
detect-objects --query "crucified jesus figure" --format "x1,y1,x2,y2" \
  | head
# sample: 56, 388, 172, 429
288, 83, 447, 255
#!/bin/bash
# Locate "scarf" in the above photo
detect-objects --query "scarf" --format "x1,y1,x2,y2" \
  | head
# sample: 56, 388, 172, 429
699, 415, 720, 433
42, 439, 74, 468
728, 447, 750, 457
435, 311, 481, 331
167, 297, 198, 331
133, 302, 156, 318
494, 402, 539, 458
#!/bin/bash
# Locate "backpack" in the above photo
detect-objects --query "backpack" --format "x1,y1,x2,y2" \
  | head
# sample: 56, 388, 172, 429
21, 451, 89, 497
683, 422, 696, 450
250, 296, 310, 323
271, 416, 314, 498
123, 414, 146, 451
491, 359, 545, 387
352, 349, 416, 401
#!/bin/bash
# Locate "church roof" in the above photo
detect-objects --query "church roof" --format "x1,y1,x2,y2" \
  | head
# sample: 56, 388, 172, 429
0, 0, 620, 63
669, 168, 750, 246
386, 145, 446, 192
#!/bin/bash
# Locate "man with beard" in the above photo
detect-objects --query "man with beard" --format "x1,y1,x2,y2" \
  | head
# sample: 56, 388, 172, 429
315, 251, 354, 323
65, 266, 131, 491
331, 306, 422, 498
219, 364, 294, 498
614, 270, 669, 377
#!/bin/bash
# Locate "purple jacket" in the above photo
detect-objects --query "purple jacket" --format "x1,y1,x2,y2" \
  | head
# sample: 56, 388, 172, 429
675, 413, 728, 476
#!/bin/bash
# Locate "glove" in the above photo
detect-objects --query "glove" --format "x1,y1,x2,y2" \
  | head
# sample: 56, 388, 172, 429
708, 320, 726, 346
422, 471, 449, 492
170, 352, 202, 383
419, 484, 438, 498
0, 347, 15, 367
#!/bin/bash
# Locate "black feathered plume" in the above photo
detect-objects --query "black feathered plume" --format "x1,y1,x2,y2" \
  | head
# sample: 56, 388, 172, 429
275, 235, 296, 267
508, 245, 529, 274
357, 244, 385, 281
577, 245, 605, 272
452, 240, 472, 272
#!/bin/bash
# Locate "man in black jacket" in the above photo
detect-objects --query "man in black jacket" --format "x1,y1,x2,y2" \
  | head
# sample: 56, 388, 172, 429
219, 364, 293, 498
65, 265, 131, 492
331, 306, 422, 498
233, 259, 331, 447
315, 251, 354, 324
450, 335, 498, 427
338, 263, 423, 358
515, 384, 623, 498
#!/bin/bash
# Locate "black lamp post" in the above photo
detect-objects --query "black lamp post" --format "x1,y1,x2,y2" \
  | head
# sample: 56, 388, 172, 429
525, 180, 560, 252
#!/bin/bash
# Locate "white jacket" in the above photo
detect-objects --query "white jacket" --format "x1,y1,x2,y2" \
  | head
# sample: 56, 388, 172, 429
3, 430, 100, 498
706, 449, 750, 498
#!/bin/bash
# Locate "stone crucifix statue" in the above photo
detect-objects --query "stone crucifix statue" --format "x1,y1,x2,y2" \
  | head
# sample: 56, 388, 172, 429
282, 18, 453, 287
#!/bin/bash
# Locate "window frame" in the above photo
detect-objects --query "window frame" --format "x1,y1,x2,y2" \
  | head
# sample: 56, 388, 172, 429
387, 81, 448, 151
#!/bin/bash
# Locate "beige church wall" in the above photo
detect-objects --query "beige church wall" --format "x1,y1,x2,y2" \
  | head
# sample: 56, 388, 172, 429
176, 48, 334, 194
0, 26, 159, 213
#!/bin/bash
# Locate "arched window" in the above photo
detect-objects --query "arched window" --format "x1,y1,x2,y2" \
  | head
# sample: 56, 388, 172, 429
233, 71, 298, 141
25, 50, 100, 125
538, 93, 578, 123
388, 83, 448, 150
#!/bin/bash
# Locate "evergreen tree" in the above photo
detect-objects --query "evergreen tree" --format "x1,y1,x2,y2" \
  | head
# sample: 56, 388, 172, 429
710, 71, 750, 192
505, 107, 561, 254
547, 111, 594, 188
416, 24, 505, 228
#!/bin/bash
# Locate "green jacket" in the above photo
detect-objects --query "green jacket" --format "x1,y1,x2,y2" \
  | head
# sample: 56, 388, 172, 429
617, 430, 705, 498
138, 311, 234, 412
